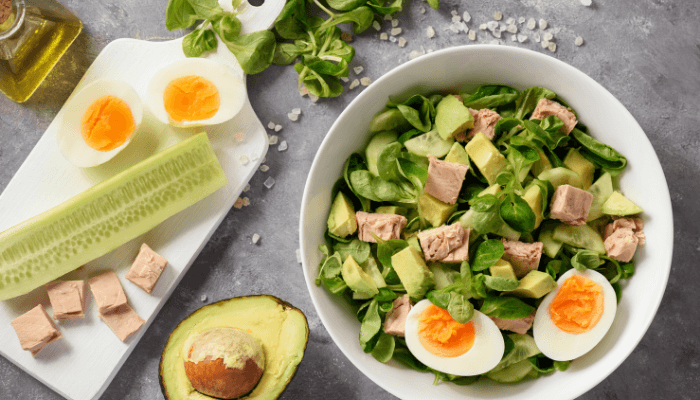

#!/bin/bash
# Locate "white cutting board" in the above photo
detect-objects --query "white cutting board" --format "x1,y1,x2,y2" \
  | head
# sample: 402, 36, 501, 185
0, 1, 284, 399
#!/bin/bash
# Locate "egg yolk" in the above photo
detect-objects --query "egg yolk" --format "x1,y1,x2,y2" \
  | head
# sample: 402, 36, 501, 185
163, 76, 220, 122
418, 304, 475, 358
80, 96, 135, 152
549, 275, 604, 334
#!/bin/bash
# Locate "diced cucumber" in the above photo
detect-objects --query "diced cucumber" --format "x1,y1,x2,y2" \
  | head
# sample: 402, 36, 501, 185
537, 167, 583, 189
404, 130, 454, 158
552, 223, 606, 254
0, 133, 227, 300
538, 222, 563, 258
366, 131, 399, 176
602, 191, 644, 216
587, 172, 613, 221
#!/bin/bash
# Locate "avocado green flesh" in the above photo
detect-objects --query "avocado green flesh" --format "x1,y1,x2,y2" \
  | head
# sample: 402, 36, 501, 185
510, 271, 557, 299
563, 148, 595, 190
327, 192, 357, 238
602, 191, 644, 216
342, 255, 379, 295
391, 246, 435, 299
160, 296, 309, 400
444, 142, 470, 165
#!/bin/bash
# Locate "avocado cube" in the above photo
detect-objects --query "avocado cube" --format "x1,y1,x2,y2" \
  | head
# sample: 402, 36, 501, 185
522, 184, 544, 230
444, 142, 470, 165
375, 206, 407, 216
341, 255, 378, 296
509, 270, 557, 299
602, 191, 643, 216
361, 257, 386, 289
531, 149, 553, 177
490, 259, 517, 281
391, 247, 435, 298
465, 132, 509, 185
564, 148, 596, 190
327, 192, 357, 238
436, 95, 474, 140
418, 193, 457, 228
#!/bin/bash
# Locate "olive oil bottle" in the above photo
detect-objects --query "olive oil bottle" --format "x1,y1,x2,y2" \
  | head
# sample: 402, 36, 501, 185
0, 0, 82, 103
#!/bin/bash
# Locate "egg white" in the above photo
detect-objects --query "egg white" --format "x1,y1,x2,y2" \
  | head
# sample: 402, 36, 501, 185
533, 268, 617, 361
57, 79, 143, 168
145, 58, 246, 127
404, 300, 504, 376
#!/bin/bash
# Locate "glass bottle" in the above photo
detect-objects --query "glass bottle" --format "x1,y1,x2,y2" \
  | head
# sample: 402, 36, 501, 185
0, 0, 82, 103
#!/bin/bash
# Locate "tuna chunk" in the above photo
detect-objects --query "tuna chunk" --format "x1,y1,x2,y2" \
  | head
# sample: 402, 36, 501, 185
383, 295, 412, 337
423, 155, 469, 204
501, 239, 544, 278
356, 211, 408, 243
604, 217, 645, 262
10, 305, 63, 356
88, 271, 128, 314
466, 108, 502, 141
126, 243, 168, 294
550, 184, 593, 226
418, 223, 470, 263
489, 311, 536, 334
530, 98, 578, 134
607, 217, 646, 246
46, 280, 87, 320
99, 304, 145, 342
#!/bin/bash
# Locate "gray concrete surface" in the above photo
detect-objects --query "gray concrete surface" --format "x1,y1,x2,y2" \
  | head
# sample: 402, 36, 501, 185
1, 0, 699, 399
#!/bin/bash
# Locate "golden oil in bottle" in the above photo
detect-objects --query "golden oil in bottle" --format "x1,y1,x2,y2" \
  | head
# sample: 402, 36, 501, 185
0, 0, 82, 103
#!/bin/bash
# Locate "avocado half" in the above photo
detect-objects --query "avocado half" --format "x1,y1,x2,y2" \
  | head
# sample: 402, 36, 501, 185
160, 295, 309, 400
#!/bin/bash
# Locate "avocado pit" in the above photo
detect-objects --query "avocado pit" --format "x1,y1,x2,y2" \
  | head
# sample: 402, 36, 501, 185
184, 327, 265, 399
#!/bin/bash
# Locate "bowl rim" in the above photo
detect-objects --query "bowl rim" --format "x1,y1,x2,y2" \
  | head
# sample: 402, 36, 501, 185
299, 44, 674, 400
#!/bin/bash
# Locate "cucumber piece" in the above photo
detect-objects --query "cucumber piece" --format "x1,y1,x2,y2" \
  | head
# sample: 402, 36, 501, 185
0, 133, 227, 300
487, 359, 535, 383
538, 222, 563, 258
404, 130, 454, 158
602, 191, 644, 216
537, 167, 583, 189
552, 223, 606, 254
587, 172, 613, 221
366, 131, 399, 176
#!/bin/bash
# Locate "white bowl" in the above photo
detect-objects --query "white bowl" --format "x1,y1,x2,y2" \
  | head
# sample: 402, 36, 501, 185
299, 45, 673, 400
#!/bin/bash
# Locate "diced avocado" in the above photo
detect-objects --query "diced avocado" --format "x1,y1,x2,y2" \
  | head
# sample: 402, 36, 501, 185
587, 172, 613, 221
435, 95, 474, 140
537, 167, 583, 189
391, 247, 435, 299
341, 255, 379, 296
444, 142, 470, 165
531, 149, 552, 177
327, 192, 357, 238
553, 223, 606, 254
510, 270, 557, 298
465, 132, 509, 185
418, 193, 457, 228
375, 205, 407, 216
564, 148, 596, 190
429, 262, 461, 289
538, 221, 563, 258
522, 184, 544, 229
361, 257, 387, 289
369, 108, 412, 133
490, 259, 517, 281
366, 131, 399, 176
406, 235, 423, 256
404, 130, 454, 158
602, 191, 643, 216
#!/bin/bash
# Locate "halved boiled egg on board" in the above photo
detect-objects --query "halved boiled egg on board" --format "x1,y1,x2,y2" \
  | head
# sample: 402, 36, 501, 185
533, 268, 617, 361
146, 58, 246, 128
405, 299, 504, 376
57, 79, 143, 168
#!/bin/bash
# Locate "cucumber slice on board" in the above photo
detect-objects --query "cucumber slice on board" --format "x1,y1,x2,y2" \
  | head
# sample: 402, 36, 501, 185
0, 133, 227, 300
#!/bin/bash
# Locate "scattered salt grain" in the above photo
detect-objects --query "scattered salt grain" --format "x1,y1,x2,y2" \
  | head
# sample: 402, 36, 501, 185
398, 37, 407, 47
506, 24, 518, 34
427, 26, 435, 38
575, 36, 584, 46
419, 6, 425, 14
384, 13, 392, 20
534, 33, 541, 42
518, 17, 526, 24
267, 121, 275, 129
392, 19, 399, 27
274, 124, 282, 132
389, 36, 397, 42
201, 295, 207, 302
360, 77, 372, 86
296, 249, 302, 264
527, 18, 536, 30
580, 0, 592, 5
244, 184, 250, 192
239, 155, 249, 165
511, 35, 517, 42
391, 27, 402, 36
341, 32, 353, 42
449, 24, 459, 33
278, 141, 288, 152
468, 30, 476, 41
452, 15, 461, 23
463, 11, 471, 22
288, 112, 299, 121
340, 76, 350, 82
492, 27, 502, 38
354, 66, 364, 75
349, 79, 360, 89
268, 135, 278, 145
380, 32, 388, 40
487, 21, 499, 31
252, 234, 260, 244
242, 197, 250, 206
548, 42, 557, 52
539, 19, 547, 30
493, 11, 503, 21
263, 177, 275, 189
506, 17, 515, 25
451, 10, 458, 16
260, 164, 269, 172
541, 39, 550, 48
409, 50, 423, 59
373, 20, 381, 31
517, 34, 528, 43
543, 32, 553, 41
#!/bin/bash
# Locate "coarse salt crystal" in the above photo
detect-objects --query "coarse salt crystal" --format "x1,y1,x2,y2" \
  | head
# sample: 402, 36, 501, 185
506, 17, 515, 25
260, 164, 269, 172
274, 124, 282, 132
463, 11, 471, 22
380, 32, 388, 40
507, 24, 517, 33
494, 11, 503, 21
252, 234, 260, 244
541, 39, 549, 48
458, 22, 468, 32
263, 177, 275, 189
534, 33, 541, 42
451, 10, 458, 16
480, 23, 487, 31
340, 76, 349, 82
548, 42, 557, 52
288, 113, 299, 121
267, 121, 275, 129
201, 295, 207, 302
427, 26, 435, 38
517, 34, 528, 43
468, 29, 476, 41
398, 37, 407, 47
511, 35, 517, 42
487, 21, 499, 31
239, 155, 249, 165
449, 23, 459, 33
409, 50, 423, 59
539, 19, 547, 30
492, 27, 502, 38
268, 135, 278, 145
518, 17, 526, 24
575, 36, 584, 46
527, 18, 536, 30
296, 249, 302, 263
419, 6, 425, 13
392, 19, 399, 27
543, 32, 553, 41
391, 27, 402, 36
349, 79, 360, 89
360, 77, 372, 86
373, 20, 381, 31
278, 141, 288, 151
384, 14, 392, 20
452, 15, 461, 23
354, 66, 364, 75
580, 0, 592, 5
389, 36, 396, 42
244, 184, 250, 192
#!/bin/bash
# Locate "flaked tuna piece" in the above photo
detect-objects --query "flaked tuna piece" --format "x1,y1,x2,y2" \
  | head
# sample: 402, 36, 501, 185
10, 305, 63, 356
88, 271, 128, 314
465, 108, 502, 141
607, 217, 646, 246
490, 311, 536, 334
604, 217, 645, 261
530, 98, 578, 134
46, 280, 87, 320
356, 211, 407, 243
126, 243, 168, 295
417, 223, 470, 263
383, 295, 412, 337
99, 304, 145, 342
423, 155, 469, 204
501, 239, 544, 278
550, 184, 593, 226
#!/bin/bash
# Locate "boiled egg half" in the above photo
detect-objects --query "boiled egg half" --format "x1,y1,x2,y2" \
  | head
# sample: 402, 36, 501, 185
405, 299, 504, 376
533, 268, 617, 361
57, 79, 143, 168
146, 58, 245, 127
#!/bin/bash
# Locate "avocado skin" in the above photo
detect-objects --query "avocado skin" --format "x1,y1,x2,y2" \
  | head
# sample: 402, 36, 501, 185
159, 295, 309, 400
